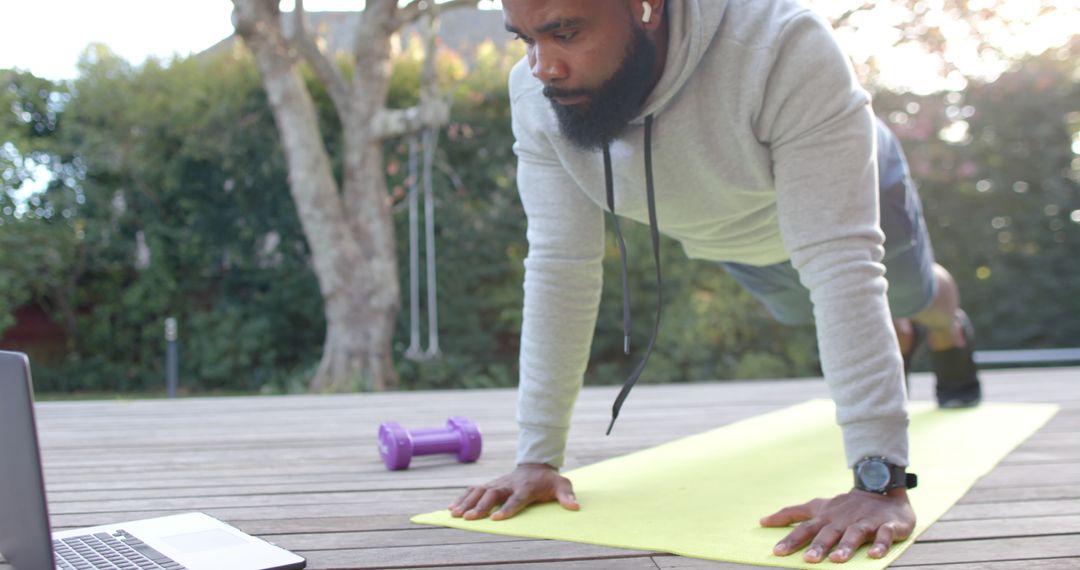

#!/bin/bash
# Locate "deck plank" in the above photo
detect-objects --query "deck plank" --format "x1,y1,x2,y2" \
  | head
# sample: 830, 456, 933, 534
6, 367, 1075, 569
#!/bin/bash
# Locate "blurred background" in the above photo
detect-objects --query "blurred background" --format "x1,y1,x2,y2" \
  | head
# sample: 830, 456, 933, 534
1, 0, 1077, 395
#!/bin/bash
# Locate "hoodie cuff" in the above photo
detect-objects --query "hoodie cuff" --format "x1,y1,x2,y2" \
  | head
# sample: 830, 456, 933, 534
841, 416, 910, 468
516, 423, 570, 469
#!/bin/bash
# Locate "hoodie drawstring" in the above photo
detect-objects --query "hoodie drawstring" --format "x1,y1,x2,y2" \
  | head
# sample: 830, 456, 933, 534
602, 141, 633, 355
604, 114, 662, 435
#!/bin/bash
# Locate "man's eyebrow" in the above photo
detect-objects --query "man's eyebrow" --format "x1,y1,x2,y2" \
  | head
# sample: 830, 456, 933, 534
504, 18, 586, 36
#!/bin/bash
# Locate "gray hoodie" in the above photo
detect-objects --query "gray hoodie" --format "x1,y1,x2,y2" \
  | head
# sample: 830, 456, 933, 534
510, 0, 909, 469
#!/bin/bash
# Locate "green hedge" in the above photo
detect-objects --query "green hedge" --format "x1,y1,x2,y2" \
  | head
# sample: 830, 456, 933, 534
1, 41, 1076, 394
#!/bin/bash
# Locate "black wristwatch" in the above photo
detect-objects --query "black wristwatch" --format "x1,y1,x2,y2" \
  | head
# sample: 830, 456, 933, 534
853, 456, 918, 494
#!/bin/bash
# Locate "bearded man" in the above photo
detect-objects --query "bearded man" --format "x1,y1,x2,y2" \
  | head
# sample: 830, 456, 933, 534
448, 0, 982, 563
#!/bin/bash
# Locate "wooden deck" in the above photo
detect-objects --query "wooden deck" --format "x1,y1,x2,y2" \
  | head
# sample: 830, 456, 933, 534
19, 367, 1080, 569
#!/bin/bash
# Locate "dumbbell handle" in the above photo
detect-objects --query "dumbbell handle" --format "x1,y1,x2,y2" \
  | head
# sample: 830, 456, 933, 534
410, 427, 462, 456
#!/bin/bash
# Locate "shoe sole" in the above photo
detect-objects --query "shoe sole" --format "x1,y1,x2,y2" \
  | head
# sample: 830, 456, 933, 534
939, 396, 982, 409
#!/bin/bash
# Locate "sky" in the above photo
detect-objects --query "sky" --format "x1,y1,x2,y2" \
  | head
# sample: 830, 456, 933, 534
0, 0, 237, 81
2, 0, 1075, 211
0, 0, 502, 82
2, 0, 1076, 90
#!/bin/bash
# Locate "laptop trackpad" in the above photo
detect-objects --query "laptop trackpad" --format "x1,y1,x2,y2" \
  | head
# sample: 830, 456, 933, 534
162, 529, 249, 553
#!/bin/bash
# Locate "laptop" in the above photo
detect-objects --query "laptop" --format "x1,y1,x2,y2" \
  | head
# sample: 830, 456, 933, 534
0, 351, 307, 570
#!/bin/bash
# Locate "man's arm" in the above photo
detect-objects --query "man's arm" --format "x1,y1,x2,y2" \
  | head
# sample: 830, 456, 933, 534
511, 86, 606, 470
758, 11, 909, 468
753, 10, 914, 563
513, 144, 607, 467
450, 67, 605, 520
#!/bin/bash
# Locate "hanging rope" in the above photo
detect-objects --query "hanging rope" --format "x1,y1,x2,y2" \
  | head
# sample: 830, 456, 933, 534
404, 135, 423, 360
403, 127, 443, 361
404, 6, 443, 362
422, 125, 441, 359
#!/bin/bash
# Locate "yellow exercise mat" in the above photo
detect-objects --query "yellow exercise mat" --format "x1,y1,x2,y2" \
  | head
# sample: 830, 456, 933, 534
413, 400, 1058, 569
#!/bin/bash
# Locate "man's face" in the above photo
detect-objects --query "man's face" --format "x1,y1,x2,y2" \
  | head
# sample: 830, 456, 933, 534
504, 0, 657, 151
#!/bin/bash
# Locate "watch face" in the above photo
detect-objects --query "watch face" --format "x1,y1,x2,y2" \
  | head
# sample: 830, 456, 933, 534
857, 460, 892, 492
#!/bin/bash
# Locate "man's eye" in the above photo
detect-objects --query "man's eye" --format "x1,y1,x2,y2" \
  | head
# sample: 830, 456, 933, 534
514, 33, 534, 45
554, 31, 577, 42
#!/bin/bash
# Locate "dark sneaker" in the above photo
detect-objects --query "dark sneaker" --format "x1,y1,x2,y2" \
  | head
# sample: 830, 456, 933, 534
930, 309, 982, 408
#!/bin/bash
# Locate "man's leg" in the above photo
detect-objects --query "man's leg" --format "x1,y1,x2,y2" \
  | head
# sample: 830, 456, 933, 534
893, 264, 963, 354
877, 118, 981, 407
719, 261, 815, 327
722, 120, 981, 406
910, 264, 964, 351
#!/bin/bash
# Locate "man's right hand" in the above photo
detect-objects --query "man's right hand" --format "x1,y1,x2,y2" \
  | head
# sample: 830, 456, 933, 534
448, 463, 580, 521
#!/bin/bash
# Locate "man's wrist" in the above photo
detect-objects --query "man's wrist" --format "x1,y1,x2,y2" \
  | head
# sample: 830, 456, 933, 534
517, 462, 558, 471
853, 486, 908, 498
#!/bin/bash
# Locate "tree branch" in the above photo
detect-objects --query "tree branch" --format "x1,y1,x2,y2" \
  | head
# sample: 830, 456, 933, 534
418, 5, 440, 102
374, 99, 451, 139
353, 0, 396, 68
230, 0, 271, 39
394, 0, 481, 32
377, 8, 452, 138
291, 0, 350, 114
831, 2, 875, 29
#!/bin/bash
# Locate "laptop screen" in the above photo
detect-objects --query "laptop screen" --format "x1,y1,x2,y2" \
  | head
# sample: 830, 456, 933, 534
0, 351, 57, 568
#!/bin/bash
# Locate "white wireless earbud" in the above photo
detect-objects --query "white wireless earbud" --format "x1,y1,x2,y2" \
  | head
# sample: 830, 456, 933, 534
641, 2, 653, 23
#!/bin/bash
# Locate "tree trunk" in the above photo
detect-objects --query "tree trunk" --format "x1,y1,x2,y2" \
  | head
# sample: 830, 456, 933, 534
233, 0, 400, 392
314, 123, 401, 393
316, 285, 398, 392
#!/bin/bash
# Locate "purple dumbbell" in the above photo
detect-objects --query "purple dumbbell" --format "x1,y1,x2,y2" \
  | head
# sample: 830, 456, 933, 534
378, 416, 482, 470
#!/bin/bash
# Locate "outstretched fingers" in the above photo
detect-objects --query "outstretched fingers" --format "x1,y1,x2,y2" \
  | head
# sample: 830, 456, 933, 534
492, 479, 578, 520
827, 521, 876, 563
772, 519, 825, 557
760, 501, 815, 528
491, 491, 530, 520
449, 465, 580, 523
555, 478, 580, 511
764, 490, 915, 563
448, 487, 485, 518
464, 488, 510, 520
869, 522, 903, 558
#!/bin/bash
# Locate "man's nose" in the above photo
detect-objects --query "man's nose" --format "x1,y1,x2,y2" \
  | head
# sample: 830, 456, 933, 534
529, 45, 568, 83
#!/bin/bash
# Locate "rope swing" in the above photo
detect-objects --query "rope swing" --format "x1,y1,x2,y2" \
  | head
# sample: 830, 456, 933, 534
404, 7, 443, 362
404, 128, 442, 361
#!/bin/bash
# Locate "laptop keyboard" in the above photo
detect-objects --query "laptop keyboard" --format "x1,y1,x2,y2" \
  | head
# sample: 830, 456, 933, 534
53, 529, 187, 570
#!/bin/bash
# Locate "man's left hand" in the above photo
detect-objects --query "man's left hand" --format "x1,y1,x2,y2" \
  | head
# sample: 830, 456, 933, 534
759, 488, 916, 563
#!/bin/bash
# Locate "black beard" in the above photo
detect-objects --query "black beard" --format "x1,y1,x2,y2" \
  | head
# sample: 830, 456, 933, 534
545, 27, 657, 151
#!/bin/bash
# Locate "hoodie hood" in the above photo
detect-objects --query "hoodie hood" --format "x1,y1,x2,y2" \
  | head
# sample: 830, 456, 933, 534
632, 0, 728, 122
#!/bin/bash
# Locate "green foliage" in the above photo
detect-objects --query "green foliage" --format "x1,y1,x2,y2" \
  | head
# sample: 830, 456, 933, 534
2, 37, 1076, 395
3, 46, 324, 392
584, 227, 820, 385
382, 40, 818, 388
0, 218, 75, 334
873, 45, 1080, 352
0, 70, 80, 341
386, 41, 531, 389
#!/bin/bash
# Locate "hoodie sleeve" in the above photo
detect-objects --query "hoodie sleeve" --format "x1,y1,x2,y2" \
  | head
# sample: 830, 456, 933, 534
509, 65, 606, 469
753, 12, 910, 468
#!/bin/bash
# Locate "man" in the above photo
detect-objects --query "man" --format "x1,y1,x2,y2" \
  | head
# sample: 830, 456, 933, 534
448, 0, 982, 564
